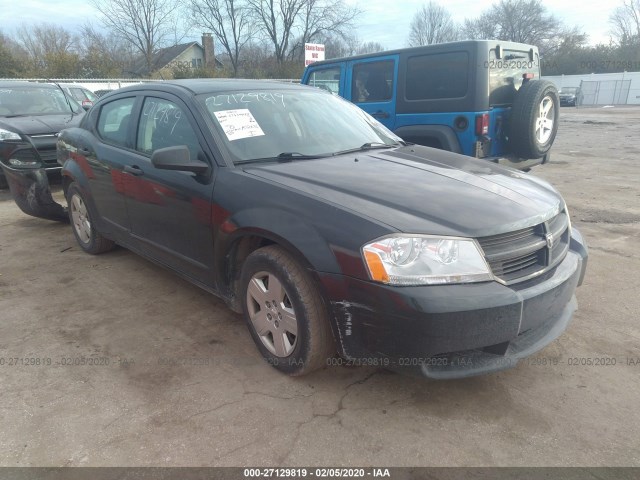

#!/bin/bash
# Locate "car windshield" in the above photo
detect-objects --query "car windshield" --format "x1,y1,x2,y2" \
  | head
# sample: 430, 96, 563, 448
199, 88, 402, 164
0, 86, 79, 117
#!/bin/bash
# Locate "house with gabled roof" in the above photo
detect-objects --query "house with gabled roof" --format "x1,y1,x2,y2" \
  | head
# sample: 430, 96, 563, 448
131, 33, 222, 78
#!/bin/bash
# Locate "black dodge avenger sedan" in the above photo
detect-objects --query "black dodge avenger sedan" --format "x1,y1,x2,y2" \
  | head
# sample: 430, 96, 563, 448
0, 80, 588, 379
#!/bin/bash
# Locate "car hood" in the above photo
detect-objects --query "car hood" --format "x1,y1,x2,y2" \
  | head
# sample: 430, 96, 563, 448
242, 145, 563, 237
0, 113, 83, 136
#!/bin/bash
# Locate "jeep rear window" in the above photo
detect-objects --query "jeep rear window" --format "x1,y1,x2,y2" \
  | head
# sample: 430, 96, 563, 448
488, 49, 539, 106
306, 67, 341, 94
405, 51, 468, 100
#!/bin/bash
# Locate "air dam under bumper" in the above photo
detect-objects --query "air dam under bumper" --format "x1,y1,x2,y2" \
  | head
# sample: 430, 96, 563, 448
321, 228, 588, 379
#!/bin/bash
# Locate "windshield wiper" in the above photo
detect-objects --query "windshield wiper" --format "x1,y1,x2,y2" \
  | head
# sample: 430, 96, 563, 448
332, 142, 399, 156
236, 152, 323, 165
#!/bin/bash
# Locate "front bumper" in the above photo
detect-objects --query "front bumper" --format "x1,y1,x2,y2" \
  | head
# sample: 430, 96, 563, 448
0, 164, 67, 221
320, 228, 588, 379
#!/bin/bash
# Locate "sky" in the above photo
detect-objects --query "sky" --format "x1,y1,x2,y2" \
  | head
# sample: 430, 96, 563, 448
0, 0, 620, 49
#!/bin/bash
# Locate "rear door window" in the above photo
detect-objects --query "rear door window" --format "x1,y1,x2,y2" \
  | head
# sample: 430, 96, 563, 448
96, 97, 136, 147
351, 60, 394, 103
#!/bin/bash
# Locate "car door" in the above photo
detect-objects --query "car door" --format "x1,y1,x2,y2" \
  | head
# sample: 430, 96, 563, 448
82, 95, 140, 235
347, 56, 398, 130
123, 93, 216, 284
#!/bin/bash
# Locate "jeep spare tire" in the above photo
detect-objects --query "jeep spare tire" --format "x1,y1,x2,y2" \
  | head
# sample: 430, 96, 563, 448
508, 80, 559, 159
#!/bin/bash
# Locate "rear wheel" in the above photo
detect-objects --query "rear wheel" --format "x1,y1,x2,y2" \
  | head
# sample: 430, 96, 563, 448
509, 80, 559, 159
240, 245, 335, 375
66, 183, 115, 254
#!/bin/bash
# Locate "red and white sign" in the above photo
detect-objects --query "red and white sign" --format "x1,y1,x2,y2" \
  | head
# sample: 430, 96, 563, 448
304, 43, 325, 67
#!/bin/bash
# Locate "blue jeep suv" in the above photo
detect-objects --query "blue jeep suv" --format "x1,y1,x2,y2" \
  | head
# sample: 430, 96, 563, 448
302, 40, 559, 170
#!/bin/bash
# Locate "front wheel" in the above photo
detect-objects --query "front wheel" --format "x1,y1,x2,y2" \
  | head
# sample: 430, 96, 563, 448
66, 183, 115, 254
240, 245, 335, 375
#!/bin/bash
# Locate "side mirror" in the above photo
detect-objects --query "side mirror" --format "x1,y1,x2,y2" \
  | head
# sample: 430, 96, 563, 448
81, 100, 93, 111
151, 146, 210, 175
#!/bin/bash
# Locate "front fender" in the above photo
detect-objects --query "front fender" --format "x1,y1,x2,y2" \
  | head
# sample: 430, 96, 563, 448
221, 207, 341, 274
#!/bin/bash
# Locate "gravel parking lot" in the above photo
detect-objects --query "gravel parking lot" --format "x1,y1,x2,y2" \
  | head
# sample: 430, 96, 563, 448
1, 106, 639, 467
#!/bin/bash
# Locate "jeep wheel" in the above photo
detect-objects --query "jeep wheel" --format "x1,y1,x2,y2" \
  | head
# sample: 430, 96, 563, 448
509, 80, 559, 159
240, 245, 335, 376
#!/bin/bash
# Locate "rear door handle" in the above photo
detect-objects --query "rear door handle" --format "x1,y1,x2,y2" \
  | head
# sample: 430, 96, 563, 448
372, 110, 390, 119
123, 165, 144, 176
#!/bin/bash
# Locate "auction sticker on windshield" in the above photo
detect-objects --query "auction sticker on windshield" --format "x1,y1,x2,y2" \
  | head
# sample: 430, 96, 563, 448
213, 109, 265, 141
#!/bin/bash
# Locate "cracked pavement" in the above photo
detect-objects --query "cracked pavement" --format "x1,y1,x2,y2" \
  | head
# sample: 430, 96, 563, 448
1, 107, 639, 467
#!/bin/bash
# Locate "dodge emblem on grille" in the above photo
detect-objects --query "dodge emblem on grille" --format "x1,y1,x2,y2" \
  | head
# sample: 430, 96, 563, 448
546, 232, 554, 249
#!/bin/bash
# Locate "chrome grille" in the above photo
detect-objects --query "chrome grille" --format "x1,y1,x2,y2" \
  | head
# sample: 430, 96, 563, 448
478, 212, 570, 284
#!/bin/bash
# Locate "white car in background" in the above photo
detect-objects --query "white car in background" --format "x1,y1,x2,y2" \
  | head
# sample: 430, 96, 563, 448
56, 83, 98, 110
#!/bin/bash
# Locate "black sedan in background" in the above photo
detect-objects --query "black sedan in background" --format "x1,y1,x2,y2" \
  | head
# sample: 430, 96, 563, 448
0, 81, 84, 192
0, 80, 588, 379
559, 87, 581, 107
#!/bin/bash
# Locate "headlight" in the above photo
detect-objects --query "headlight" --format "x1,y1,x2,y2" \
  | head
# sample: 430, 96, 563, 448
0, 128, 21, 141
362, 235, 492, 285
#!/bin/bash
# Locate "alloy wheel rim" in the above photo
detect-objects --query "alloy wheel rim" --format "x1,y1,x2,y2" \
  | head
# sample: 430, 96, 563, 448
536, 95, 555, 144
70, 194, 91, 244
246, 271, 298, 357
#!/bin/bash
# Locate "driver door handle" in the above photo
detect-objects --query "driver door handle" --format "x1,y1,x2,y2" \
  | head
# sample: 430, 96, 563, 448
372, 110, 390, 119
123, 165, 144, 176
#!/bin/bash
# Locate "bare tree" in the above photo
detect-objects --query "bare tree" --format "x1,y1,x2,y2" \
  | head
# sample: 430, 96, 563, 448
91, 0, 181, 74
408, 1, 459, 46
247, 0, 360, 64
287, 0, 360, 60
15, 23, 80, 76
190, 0, 253, 76
247, 0, 306, 64
79, 23, 136, 77
461, 0, 585, 56
610, 0, 640, 45
462, 13, 498, 41
0, 32, 24, 77
356, 41, 385, 55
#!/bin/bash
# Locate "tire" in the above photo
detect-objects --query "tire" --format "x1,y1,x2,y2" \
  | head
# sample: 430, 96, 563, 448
66, 183, 115, 254
509, 80, 559, 159
240, 245, 335, 375
0, 174, 8, 190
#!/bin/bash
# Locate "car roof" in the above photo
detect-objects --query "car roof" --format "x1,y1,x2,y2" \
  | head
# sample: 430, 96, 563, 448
0, 81, 58, 89
304, 39, 539, 66
115, 79, 305, 96
55, 83, 90, 89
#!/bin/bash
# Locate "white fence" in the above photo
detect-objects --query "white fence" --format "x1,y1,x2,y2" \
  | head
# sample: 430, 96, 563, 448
542, 72, 640, 105
0, 78, 299, 92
